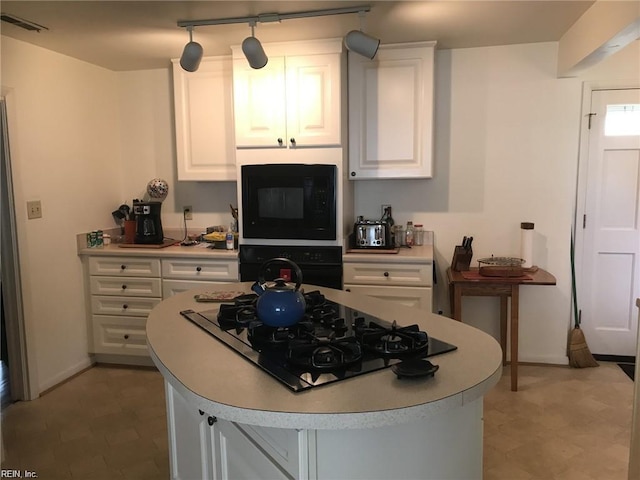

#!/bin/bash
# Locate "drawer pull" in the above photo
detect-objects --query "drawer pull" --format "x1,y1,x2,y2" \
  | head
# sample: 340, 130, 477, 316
124, 334, 129, 340
120, 265, 126, 270
196, 266, 202, 272
345, 288, 351, 292
208, 416, 217, 426
121, 285, 127, 290
277, 138, 283, 146
383, 271, 390, 277
123, 304, 128, 309
199, 410, 205, 416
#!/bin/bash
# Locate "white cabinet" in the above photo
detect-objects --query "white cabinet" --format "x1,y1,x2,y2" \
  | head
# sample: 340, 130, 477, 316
161, 257, 239, 298
231, 39, 343, 149
166, 381, 304, 480
172, 56, 236, 181
348, 42, 436, 179
84, 254, 239, 363
87, 257, 161, 359
344, 261, 433, 311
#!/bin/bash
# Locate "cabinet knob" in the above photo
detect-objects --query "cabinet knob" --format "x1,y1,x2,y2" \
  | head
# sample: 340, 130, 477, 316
350, 171, 356, 177
124, 334, 129, 340
207, 416, 217, 426
123, 304, 128, 309
196, 266, 202, 272
345, 288, 351, 292
120, 265, 126, 270
199, 410, 205, 416
121, 285, 127, 290
277, 138, 283, 146
383, 271, 390, 277
290, 138, 296, 146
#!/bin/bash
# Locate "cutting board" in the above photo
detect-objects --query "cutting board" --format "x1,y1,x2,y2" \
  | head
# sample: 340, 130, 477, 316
118, 239, 179, 249
346, 248, 399, 254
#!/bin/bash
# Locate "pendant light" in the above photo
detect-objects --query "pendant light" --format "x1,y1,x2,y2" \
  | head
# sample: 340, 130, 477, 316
179, 26, 203, 72
344, 11, 380, 59
242, 22, 268, 69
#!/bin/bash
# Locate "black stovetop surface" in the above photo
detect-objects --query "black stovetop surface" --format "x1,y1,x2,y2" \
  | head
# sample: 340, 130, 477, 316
180, 291, 457, 392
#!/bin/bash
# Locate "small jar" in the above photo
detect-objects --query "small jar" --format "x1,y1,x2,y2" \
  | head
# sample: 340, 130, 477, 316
405, 221, 414, 247
393, 225, 405, 247
414, 224, 424, 246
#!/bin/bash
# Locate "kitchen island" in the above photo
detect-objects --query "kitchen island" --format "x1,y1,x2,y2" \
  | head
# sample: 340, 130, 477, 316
147, 283, 502, 480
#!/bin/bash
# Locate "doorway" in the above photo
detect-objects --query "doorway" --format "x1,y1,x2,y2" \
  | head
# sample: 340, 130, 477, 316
1, 95, 31, 403
576, 86, 640, 357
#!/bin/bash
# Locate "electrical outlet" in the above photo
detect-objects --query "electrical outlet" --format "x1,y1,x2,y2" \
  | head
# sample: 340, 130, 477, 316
27, 200, 42, 219
381, 204, 391, 216
183, 206, 192, 220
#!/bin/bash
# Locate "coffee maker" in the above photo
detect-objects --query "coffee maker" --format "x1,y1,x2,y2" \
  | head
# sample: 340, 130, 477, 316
133, 202, 164, 244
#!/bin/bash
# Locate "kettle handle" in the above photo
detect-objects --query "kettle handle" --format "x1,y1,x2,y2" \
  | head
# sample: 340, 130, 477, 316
258, 258, 303, 291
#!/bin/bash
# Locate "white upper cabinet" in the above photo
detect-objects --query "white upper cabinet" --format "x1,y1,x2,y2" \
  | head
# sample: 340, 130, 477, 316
232, 39, 343, 149
348, 42, 436, 179
172, 56, 236, 181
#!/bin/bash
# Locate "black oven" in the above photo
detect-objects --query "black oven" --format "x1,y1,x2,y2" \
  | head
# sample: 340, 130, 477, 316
241, 164, 337, 241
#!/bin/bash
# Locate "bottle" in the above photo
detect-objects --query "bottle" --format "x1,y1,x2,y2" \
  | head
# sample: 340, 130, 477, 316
405, 221, 414, 247
414, 224, 424, 246
226, 225, 234, 250
381, 206, 395, 246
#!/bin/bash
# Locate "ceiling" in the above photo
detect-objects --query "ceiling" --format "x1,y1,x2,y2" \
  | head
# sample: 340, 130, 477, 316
0, 1, 596, 71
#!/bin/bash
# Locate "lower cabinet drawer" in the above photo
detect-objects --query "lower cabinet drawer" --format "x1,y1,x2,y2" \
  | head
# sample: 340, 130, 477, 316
90, 276, 162, 297
344, 284, 433, 311
92, 315, 148, 356
91, 295, 161, 317
162, 279, 224, 298
343, 262, 432, 286
162, 258, 239, 281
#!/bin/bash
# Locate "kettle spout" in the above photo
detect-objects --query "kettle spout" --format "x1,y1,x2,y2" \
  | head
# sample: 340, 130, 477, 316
251, 281, 266, 296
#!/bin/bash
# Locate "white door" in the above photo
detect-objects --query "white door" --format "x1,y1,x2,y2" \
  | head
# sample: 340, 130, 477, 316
579, 88, 640, 356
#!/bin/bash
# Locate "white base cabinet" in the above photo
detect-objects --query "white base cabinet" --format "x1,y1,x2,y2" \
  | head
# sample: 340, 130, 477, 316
165, 380, 483, 480
344, 261, 433, 312
84, 254, 239, 364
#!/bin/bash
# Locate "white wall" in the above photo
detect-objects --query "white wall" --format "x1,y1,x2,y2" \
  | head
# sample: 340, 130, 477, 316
1, 36, 122, 391
355, 40, 640, 364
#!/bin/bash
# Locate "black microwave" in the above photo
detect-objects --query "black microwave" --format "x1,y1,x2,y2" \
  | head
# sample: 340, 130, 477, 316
241, 164, 337, 240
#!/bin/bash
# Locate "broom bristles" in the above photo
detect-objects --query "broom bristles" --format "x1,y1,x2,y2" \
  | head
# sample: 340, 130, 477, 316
568, 326, 599, 368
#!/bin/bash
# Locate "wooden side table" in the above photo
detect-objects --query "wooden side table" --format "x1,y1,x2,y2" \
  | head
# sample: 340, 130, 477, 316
447, 267, 556, 391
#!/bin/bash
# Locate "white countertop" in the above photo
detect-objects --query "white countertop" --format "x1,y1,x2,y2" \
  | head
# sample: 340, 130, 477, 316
77, 241, 239, 259
146, 283, 502, 430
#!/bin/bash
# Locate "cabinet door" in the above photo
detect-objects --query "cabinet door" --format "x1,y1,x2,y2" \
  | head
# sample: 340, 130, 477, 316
285, 53, 341, 147
212, 419, 290, 480
344, 285, 433, 311
233, 56, 287, 148
173, 57, 236, 181
349, 42, 435, 179
165, 382, 215, 480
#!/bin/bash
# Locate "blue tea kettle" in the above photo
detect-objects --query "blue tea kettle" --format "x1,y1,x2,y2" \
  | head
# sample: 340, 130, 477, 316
251, 258, 306, 327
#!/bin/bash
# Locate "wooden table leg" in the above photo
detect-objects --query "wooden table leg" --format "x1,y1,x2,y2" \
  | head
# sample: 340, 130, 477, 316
500, 295, 508, 366
452, 285, 462, 321
510, 285, 520, 392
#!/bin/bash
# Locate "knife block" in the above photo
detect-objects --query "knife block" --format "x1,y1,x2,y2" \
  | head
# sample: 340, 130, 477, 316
451, 246, 473, 271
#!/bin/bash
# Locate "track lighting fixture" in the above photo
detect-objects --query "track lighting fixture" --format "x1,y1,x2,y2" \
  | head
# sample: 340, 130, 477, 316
344, 11, 380, 59
179, 26, 203, 72
242, 22, 268, 69
177, 5, 377, 72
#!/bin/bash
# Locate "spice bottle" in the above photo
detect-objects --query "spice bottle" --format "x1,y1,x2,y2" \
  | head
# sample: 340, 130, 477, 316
414, 224, 424, 246
405, 221, 415, 247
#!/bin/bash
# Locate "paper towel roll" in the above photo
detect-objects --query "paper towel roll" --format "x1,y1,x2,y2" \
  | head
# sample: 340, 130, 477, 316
520, 222, 534, 268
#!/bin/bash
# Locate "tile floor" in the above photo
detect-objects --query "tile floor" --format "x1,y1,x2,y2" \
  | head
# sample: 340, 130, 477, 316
0, 362, 634, 479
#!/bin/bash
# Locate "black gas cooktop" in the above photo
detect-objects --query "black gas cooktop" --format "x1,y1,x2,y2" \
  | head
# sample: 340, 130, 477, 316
180, 291, 457, 392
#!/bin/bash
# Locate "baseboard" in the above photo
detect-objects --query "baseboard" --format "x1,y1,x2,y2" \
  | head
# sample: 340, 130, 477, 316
593, 354, 636, 364
38, 357, 94, 396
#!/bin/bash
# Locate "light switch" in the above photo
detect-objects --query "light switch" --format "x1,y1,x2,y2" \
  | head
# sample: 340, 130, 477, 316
27, 200, 42, 219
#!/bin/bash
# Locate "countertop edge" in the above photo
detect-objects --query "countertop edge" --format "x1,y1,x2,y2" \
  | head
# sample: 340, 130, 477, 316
152, 345, 502, 430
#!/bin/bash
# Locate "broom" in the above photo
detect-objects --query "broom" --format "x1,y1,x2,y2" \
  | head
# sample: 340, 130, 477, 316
568, 231, 598, 368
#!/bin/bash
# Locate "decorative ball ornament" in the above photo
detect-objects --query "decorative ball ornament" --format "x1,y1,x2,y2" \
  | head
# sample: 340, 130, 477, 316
146, 178, 169, 201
